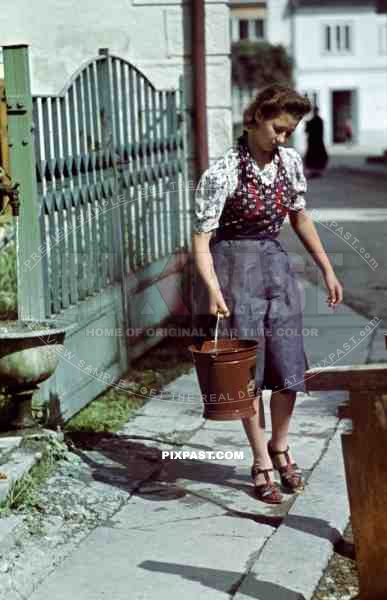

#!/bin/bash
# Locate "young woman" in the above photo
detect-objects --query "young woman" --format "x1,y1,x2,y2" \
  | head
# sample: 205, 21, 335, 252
192, 84, 343, 504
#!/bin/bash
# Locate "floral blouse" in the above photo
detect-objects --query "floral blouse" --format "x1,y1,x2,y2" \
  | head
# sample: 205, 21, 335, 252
193, 140, 307, 235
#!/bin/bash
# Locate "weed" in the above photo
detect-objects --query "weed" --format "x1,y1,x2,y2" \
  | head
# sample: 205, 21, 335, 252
0, 440, 64, 516
65, 334, 193, 433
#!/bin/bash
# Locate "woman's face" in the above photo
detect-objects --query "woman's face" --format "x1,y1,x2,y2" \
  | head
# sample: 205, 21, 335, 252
249, 111, 300, 153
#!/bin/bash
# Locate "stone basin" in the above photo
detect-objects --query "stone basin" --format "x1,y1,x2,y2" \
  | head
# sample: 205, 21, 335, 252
0, 320, 70, 428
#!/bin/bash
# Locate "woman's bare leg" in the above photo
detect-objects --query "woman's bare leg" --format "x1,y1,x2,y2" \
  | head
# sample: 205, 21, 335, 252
241, 394, 272, 485
269, 389, 297, 465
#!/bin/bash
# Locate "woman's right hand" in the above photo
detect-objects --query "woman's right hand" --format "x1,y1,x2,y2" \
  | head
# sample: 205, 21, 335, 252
208, 289, 230, 318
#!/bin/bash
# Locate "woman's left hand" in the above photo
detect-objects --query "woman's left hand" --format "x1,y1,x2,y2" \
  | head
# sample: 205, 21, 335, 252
323, 270, 343, 308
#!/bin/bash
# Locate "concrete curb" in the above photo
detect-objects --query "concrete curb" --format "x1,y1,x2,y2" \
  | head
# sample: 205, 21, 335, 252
0, 430, 64, 551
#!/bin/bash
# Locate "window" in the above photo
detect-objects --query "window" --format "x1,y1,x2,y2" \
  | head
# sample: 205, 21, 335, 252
324, 24, 353, 53
254, 19, 265, 40
344, 25, 351, 51
239, 20, 249, 40
379, 23, 387, 55
232, 17, 266, 42
325, 26, 331, 52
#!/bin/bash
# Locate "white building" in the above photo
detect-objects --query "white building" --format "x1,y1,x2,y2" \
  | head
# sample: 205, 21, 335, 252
229, 1, 267, 130
267, 0, 387, 152
230, 0, 267, 42
230, 0, 387, 153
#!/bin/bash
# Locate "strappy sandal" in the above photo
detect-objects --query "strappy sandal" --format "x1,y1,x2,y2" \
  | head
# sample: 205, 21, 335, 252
251, 464, 283, 504
267, 443, 304, 494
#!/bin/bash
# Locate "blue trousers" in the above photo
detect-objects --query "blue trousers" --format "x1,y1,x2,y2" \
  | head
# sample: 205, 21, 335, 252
194, 236, 308, 393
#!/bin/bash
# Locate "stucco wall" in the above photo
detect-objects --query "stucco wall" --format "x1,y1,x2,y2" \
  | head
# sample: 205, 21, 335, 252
266, 0, 292, 53
0, 0, 232, 164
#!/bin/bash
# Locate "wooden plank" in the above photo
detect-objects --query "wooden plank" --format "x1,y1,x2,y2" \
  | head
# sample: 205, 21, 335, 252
128, 67, 142, 265
65, 192, 78, 306
89, 64, 106, 290
75, 74, 94, 297
143, 79, 154, 263
60, 93, 79, 307
47, 204, 61, 314
119, 62, 131, 271
97, 54, 117, 284
151, 87, 162, 260
56, 191, 70, 310
337, 402, 351, 420
341, 390, 387, 599
177, 76, 190, 248
39, 203, 52, 317
136, 71, 146, 266
305, 364, 387, 391
158, 90, 168, 257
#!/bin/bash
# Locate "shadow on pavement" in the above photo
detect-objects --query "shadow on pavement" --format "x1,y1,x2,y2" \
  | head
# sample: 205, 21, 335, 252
65, 430, 346, 547
139, 560, 305, 599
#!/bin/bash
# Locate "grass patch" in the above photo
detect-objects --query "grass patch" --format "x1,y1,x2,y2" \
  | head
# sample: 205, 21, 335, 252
0, 454, 55, 515
0, 437, 67, 517
65, 334, 194, 433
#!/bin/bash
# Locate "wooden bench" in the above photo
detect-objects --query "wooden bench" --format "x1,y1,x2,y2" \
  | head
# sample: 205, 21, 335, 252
305, 352, 387, 600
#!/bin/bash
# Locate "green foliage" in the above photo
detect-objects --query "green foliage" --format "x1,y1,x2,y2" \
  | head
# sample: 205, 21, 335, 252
0, 441, 64, 516
65, 336, 193, 433
0, 240, 17, 319
64, 387, 144, 433
232, 41, 294, 89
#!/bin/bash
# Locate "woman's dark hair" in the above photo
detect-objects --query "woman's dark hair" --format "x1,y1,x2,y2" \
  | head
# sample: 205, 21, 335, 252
243, 84, 311, 128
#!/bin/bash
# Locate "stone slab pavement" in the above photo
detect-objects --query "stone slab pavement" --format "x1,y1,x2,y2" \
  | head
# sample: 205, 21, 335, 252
25, 276, 386, 600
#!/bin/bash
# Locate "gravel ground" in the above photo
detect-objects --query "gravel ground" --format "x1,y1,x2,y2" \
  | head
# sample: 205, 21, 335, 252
0, 441, 132, 600
313, 524, 359, 600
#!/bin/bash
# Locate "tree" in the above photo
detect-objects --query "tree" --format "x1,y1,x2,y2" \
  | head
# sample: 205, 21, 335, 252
232, 41, 294, 90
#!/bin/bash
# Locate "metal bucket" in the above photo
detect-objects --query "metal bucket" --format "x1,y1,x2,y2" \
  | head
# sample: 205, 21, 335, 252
189, 339, 258, 420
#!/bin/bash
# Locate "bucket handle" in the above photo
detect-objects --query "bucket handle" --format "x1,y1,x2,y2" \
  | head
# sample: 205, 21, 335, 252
210, 311, 233, 358
214, 311, 233, 342
214, 312, 221, 346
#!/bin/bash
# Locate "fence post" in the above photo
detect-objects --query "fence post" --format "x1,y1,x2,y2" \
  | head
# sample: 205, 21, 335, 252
3, 45, 45, 320
0, 80, 10, 175
97, 48, 129, 369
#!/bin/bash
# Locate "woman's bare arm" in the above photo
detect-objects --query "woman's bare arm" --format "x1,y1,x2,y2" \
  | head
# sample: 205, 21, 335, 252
289, 209, 343, 306
192, 232, 230, 317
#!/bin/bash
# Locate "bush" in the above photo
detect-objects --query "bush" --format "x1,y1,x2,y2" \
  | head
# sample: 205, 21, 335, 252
0, 240, 17, 320
232, 40, 294, 90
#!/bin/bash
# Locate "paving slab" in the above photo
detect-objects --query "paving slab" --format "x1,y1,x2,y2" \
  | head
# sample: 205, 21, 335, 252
28, 496, 274, 600
18, 397, 347, 599
366, 326, 387, 362
5, 244, 378, 599
0, 515, 24, 556
235, 421, 350, 600
0, 436, 22, 454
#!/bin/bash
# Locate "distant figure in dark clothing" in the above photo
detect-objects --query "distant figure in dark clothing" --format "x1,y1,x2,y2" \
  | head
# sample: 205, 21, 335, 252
344, 117, 353, 145
304, 107, 329, 178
